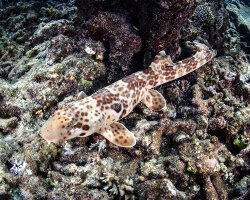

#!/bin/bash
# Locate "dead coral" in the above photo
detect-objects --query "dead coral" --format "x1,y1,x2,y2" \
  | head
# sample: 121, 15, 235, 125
0, 117, 18, 134
211, 174, 228, 200
32, 19, 74, 45
59, 141, 91, 164
165, 79, 192, 104
132, 119, 158, 149
177, 137, 233, 199
203, 176, 220, 200
136, 178, 186, 199
164, 119, 197, 136
46, 34, 75, 65
191, 84, 212, 117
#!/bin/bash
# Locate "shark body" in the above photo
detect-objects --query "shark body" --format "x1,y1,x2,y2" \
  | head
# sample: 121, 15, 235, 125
41, 42, 216, 147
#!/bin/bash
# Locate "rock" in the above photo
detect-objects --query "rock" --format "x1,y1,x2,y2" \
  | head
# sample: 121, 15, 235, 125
136, 178, 186, 199
225, 0, 250, 53
32, 19, 74, 45
0, 117, 18, 134
0, 184, 9, 199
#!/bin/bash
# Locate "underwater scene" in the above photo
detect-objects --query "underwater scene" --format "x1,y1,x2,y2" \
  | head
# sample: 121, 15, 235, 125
0, 0, 249, 199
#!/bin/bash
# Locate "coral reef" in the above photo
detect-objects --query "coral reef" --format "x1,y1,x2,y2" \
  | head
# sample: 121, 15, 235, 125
182, 0, 229, 55
76, 0, 197, 80
137, 0, 197, 62
225, 0, 250, 55
0, 0, 249, 199
87, 12, 142, 83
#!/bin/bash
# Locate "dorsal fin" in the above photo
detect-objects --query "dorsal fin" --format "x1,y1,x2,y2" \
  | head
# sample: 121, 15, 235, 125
77, 91, 88, 100
155, 50, 167, 59
154, 50, 174, 66
164, 55, 174, 66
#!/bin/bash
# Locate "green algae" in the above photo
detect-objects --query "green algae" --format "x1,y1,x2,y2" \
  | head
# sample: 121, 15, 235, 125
8, 88, 18, 97
186, 162, 197, 174
233, 135, 247, 149
46, 7, 58, 17
26, 48, 38, 59
80, 78, 93, 91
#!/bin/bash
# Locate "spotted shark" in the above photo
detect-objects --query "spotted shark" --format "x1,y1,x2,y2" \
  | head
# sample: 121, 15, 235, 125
40, 42, 216, 147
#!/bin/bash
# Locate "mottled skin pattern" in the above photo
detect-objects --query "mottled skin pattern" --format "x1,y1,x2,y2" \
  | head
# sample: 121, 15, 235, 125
41, 42, 216, 147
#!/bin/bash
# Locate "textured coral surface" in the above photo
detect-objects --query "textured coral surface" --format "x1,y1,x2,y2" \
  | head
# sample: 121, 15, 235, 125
0, 0, 249, 199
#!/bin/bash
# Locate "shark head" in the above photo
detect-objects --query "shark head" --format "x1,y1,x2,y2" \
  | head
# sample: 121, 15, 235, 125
40, 99, 103, 144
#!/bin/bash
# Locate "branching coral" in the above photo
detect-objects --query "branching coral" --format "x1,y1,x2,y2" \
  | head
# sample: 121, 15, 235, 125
188, 1, 229, 52
193, 4, 215, 27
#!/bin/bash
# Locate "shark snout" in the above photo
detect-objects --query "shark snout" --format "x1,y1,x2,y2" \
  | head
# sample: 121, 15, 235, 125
40, 115, 66, 144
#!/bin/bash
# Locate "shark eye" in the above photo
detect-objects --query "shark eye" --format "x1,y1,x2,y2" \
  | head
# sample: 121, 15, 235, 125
111, 103, 122, 113
74, 122, 82, 128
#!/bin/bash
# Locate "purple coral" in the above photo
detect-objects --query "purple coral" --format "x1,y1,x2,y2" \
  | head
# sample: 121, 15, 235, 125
77, 0, 198, 79
87, 12, 142, 83
77, 0, 198, 60
138, 0, 197, 63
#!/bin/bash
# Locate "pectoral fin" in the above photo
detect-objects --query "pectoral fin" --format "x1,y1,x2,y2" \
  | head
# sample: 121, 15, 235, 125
142, 89, 166, 111
99, 122, 136, 147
